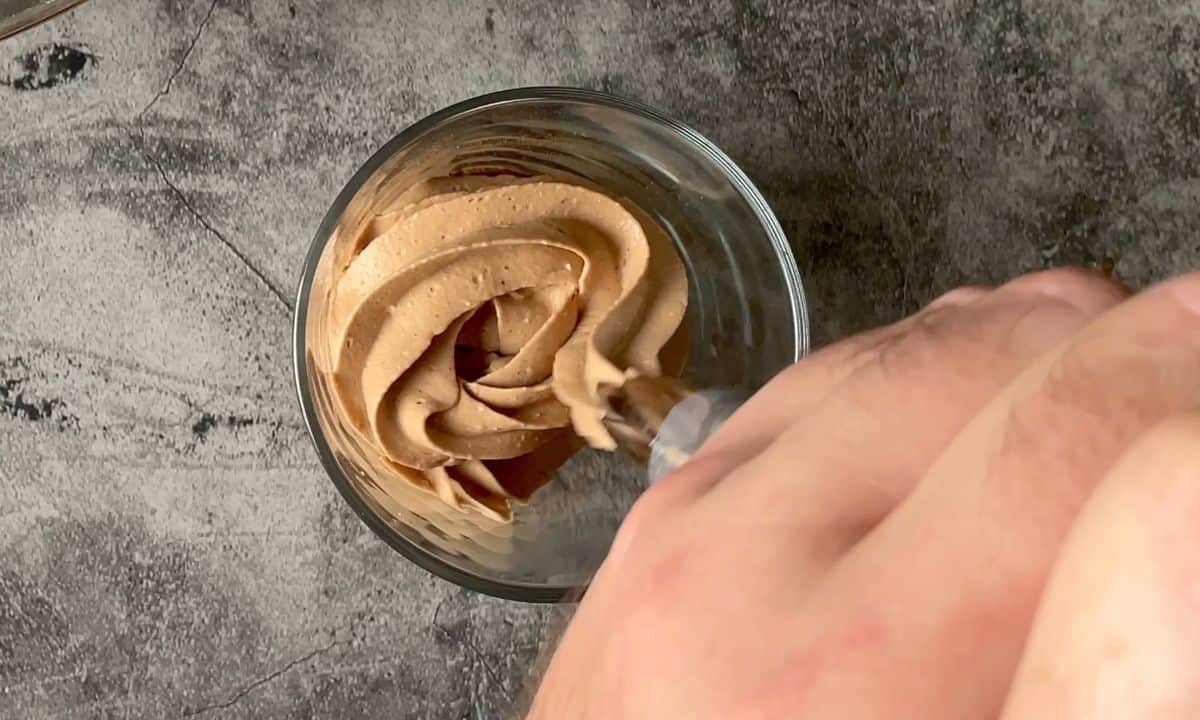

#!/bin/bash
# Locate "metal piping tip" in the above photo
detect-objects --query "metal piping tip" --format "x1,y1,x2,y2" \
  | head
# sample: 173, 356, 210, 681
601, 377, 749, 485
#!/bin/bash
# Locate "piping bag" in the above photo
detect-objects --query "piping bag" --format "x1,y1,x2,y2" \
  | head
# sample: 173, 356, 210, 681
601, 377, 749, 485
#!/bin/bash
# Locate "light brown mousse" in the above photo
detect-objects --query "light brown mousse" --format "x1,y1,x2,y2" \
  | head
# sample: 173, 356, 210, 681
321, 175, 688, 520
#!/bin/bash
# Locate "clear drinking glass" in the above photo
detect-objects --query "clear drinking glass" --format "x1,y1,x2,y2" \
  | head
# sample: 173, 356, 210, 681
293, 87, 809, 602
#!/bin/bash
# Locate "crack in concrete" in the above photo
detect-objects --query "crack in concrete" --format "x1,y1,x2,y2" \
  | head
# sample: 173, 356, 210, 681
431, 599, 515, 706
130, 0, 293, 314
180, 639, 343, 717
147, 154, 294, 312
136, 0, 221, 124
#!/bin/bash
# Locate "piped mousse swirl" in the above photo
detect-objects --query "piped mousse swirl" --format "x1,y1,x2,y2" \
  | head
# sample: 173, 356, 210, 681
322, 176, 688, 520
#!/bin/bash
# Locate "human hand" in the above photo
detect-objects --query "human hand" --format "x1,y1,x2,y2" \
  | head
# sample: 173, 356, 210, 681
529, 268, 1200, 719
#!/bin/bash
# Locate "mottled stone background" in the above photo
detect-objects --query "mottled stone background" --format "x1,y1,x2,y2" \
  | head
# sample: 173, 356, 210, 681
1, 0, 1197, 717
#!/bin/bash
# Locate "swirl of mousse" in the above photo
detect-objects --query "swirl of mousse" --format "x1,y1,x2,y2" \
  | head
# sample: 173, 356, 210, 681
323, 176, 688, 520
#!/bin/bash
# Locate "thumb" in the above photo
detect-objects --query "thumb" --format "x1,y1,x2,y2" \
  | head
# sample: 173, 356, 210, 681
1003, 412, 1200, 719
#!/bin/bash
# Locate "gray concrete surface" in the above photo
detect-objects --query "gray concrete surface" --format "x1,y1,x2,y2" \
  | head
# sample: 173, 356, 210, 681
1, 0, 1198, 717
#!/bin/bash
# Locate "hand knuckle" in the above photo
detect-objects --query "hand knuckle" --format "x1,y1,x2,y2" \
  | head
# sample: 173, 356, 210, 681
928, 284, 989, 309
1008, 267, 1126, 312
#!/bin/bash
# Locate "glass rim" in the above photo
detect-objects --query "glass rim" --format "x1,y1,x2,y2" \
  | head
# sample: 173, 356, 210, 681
0, 0, 91, 40
292, 86, 810, 603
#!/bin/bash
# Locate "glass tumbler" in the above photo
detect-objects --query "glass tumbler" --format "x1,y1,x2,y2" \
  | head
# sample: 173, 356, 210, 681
294, 87, 809, 602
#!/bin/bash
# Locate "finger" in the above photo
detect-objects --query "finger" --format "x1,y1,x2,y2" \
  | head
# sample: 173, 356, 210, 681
700, 272, 1107, 475
694, 312, 928, 463
681, 283, 996, 481
1003, 413, 1200, 720
636, 303, 931, 510
777, 272, 1200, 719
689, 269, 1126, 523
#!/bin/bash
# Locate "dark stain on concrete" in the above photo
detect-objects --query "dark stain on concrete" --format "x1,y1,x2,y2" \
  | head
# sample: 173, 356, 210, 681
0, 378, 64, 423
192, 413, 221, 439
2, 43, 95, 91
0, 357, 79, 431
192, 412, 257, 441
